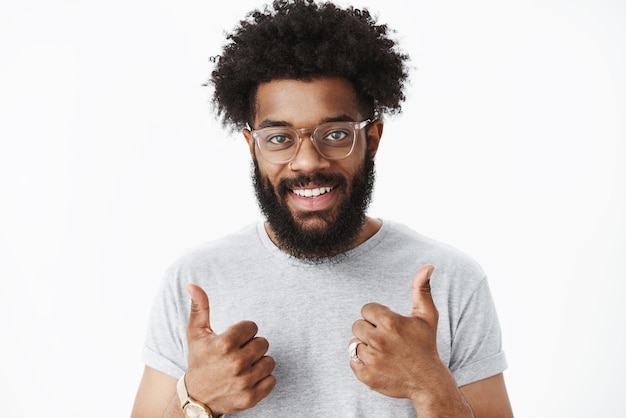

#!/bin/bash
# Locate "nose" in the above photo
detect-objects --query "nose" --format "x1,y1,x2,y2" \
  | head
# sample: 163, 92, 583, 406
288, 134, 331, 172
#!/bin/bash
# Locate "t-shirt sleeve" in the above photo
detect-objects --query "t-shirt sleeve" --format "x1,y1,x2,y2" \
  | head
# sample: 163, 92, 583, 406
142, 270, 188, 379
448, 278, 508, 387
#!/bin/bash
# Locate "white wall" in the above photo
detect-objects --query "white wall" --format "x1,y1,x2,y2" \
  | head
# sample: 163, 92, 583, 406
1, 0, 624, 416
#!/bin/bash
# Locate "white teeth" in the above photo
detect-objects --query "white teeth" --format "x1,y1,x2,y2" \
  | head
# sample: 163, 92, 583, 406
293, 187, 333, 197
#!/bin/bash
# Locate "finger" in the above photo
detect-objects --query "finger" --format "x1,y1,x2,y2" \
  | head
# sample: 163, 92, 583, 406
220, 320, 260, 349
348, 338, 365, 364
360, 302, 392, 326
251, 355, 276, 380
253, 373, 277, 401
410, 264, 438, 325
241, 336, 270, 363
237, 357, 276, 401
351, 318, 375, 341
348, 338, 367, 366
186, 283, 215, 338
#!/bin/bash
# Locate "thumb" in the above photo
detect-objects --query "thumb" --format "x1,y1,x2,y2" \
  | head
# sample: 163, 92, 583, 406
186, 283, 215, 339
410, 264, 438, 325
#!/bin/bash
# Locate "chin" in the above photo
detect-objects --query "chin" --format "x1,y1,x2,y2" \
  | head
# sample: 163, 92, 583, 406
291, 209, 337, 232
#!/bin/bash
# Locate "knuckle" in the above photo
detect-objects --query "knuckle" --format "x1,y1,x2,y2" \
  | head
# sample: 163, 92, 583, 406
240, 320, 259, 335
230, 355, 248, 372
234, 374, 254, 391
185, 324, 205, 341
378, 313, 401, 332
368, 334, 387, 349
413, 305, 439, 325
255, 336, 270, 352
264, 375, 277, 392
214, 335, 236, 353
236, 391, 258, 408
260, 355, 276, 372
361, 302, 378, 315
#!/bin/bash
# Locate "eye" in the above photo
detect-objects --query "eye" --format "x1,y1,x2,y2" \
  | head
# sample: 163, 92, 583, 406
262, 130, 296, 149
324, 130, 349, 142
267, 133, 292, 145
315, 122, 354, 144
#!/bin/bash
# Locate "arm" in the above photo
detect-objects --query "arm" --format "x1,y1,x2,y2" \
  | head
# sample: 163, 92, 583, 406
460, 373, 513, 418
131, 366, 182, 418
401, 371, 513, 418
131, 284, 276, 418
402, 371, 513, 418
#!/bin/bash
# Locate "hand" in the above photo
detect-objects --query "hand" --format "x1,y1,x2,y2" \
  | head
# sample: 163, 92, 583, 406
350, 264, 446, 401
184, 284, 276, 415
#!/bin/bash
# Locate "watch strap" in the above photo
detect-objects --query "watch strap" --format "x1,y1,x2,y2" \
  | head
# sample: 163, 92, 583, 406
177, 373, 221, 417
176, 374, 189, 406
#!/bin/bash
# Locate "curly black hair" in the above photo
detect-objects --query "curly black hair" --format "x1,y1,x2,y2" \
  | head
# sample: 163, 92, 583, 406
208, 0, 410, 131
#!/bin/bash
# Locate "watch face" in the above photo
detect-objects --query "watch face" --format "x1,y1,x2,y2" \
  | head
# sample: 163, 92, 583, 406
184, 402, 210, 418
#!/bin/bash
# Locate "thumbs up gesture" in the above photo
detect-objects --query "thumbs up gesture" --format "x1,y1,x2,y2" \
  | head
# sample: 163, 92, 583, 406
184, 284, 276, 415
350, 265, 455, 404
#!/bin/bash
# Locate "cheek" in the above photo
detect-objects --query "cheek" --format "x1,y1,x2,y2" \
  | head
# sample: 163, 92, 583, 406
259, 165, 282, 184
256, 161, 285, 190
342, 154, 367, 178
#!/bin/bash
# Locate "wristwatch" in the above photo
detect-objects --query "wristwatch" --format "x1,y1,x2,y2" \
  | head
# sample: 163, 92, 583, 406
176, 374, 221, 418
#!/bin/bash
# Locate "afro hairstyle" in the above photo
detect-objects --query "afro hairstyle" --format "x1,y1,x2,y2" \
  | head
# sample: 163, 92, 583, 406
208, 0, 410, 131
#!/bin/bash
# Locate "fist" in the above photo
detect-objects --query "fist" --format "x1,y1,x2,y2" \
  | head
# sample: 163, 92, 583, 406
184, 284, 276, 415
350, 264, 445, 400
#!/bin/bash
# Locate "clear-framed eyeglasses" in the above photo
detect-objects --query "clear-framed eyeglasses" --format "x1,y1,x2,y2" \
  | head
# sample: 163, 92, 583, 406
249, 119, 372, 164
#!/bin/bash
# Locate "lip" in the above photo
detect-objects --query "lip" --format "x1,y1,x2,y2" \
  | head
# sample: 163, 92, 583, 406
288, 184, 337, 212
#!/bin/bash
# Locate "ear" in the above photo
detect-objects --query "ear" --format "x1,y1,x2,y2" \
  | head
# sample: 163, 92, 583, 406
242, 128, 256, 159
366, 119, 384, 158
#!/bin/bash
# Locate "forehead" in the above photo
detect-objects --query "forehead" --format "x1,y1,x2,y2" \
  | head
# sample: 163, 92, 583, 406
253, 77, 362, 126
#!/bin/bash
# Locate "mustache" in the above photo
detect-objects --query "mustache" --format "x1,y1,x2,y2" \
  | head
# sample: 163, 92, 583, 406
277, 173, 347, 194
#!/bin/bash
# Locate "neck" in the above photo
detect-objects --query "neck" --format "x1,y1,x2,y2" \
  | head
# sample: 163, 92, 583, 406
351, 216, 382, 248
265, 216, 382, 259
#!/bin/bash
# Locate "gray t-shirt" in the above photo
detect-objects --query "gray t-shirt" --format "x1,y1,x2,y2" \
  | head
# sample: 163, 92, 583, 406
143, 220, 507, 417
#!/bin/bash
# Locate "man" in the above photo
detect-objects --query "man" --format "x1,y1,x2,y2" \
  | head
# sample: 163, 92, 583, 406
131, 1, 513, 417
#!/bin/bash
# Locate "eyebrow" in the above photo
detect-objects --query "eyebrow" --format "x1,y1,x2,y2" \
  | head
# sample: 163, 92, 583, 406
256, 114, 356, 129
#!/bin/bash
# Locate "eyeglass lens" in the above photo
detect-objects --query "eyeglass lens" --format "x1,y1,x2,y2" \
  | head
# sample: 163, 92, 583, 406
254, 121, 361, 163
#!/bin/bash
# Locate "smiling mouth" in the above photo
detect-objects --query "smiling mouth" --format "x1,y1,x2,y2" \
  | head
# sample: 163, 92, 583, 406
291, 186, 333, 198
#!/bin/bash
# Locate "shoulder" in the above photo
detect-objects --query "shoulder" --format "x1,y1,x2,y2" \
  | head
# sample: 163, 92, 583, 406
380, 220, 487, 290
381, 220, 483, 269
165, 222, 262, 277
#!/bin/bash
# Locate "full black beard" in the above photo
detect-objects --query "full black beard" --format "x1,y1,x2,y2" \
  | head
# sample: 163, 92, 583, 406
252, 154, 376, 261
